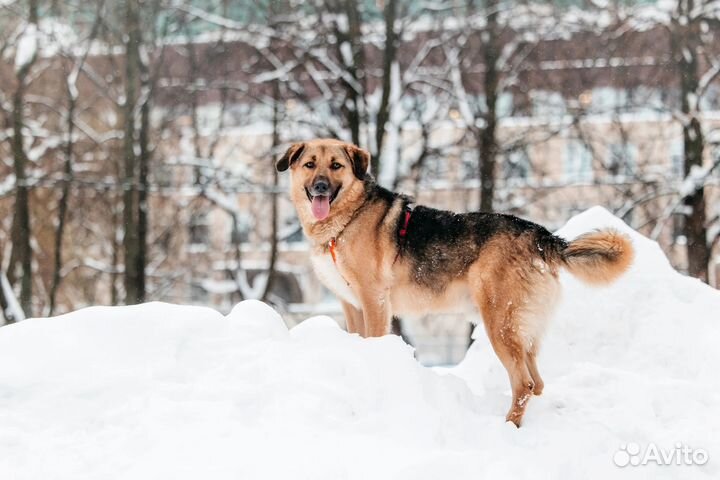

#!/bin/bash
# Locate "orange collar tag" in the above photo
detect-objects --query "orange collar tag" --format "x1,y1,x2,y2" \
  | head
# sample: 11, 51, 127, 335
328, 238, 338, 264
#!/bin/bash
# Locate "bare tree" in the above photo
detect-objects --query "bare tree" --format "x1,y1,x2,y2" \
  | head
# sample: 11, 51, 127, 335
48, 3, 104, 315
7, 0, 39, 316
602, 0, 720, 281
445, 0, 562, 213
667, 0, 718, 282
283, 1, 448, 184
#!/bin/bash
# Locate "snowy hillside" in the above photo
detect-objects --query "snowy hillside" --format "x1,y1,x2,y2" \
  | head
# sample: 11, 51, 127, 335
1, 207, 718, 479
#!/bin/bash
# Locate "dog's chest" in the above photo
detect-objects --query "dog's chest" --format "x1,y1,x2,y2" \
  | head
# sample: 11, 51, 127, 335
310, 253, 360, 308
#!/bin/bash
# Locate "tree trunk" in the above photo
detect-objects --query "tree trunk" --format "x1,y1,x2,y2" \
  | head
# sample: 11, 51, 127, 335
10, 86, 33, 316
136, 72, 150, 303
111, 208, 120, 306
48, 79, 76, 316
123, 0, 143, 304
8, 0, 39, 316
672, 3, 710, 282
262, 81, 282, 302
479, 0, 500, 214
333, 0, 364, 149
469, 0, 500, 348
682, 119, 709, 281
373, 0, 397, 175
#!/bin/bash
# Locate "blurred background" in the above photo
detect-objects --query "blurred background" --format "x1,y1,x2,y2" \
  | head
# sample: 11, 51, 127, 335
1, 0, 719, 364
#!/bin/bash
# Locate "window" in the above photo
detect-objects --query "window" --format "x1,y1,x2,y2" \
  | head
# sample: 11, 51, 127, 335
502, 149, 532, 183
422, 154, 450, 183
531, 90, 566, 117
607, 142, 637, 177
660, 88, 681, 111
632, 86, 663, 112
565, 140, 594, 182
189, 212, 210, 246
460, 150, 478, 181
670, 140, 684, 177
230, 218, 250, 245
154, 164, 173, 188
157, 231, 172, 254
282, 224, 305, 244
591, 87, 627, 113
497, 92, 514, 118
672, 213, 687, 246
700, 85, 720, 112
230, 214, 252, 245
710, 130, 720, 175
190, 282, 208, 305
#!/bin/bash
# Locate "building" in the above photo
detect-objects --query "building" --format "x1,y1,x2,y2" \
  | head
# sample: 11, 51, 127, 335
1, 3, 719, 361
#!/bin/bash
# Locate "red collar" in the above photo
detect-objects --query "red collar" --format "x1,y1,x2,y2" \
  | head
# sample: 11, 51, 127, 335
328, 237, 338, 263
329, 205, 413, 265
399, 208, 412, 238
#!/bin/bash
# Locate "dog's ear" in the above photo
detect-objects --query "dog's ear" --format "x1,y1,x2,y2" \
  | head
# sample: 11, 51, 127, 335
276, 143, 306, 172
343, 144, 370, 179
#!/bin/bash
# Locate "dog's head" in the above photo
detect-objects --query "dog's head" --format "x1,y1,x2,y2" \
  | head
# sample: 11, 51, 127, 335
276, 139, 370, 223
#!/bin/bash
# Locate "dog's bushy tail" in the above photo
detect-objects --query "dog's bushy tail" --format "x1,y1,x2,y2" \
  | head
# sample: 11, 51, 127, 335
559, 229, 634, 286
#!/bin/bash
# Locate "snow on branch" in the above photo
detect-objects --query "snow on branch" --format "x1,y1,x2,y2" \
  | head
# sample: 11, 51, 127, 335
698, 57, 720, 99
1, 272, 25, 323
171, 4, 274, 43
445, 47, 477, 129
14, 23, 37, 72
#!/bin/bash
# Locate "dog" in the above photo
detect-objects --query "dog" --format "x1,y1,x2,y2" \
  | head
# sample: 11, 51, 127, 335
277, 138, 634, 426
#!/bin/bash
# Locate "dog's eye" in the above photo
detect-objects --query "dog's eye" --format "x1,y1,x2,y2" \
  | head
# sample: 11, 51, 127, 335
303, 161, 315, 169
330, 162, 343, 170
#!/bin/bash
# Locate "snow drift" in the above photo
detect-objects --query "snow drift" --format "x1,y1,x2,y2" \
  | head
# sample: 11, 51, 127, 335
1, 207, 719, 479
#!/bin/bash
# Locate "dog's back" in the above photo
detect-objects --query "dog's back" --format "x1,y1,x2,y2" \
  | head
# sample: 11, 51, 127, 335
397, 206, 569, 290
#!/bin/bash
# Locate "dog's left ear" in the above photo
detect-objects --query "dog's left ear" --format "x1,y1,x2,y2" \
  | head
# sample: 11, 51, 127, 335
276, 143, 306, 172
343, 144, 370, 179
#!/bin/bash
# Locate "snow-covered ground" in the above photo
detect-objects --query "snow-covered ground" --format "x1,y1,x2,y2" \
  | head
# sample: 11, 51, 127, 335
1, 207, 718, 479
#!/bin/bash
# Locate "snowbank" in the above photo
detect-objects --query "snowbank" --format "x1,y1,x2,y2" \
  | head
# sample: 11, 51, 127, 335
1, 207, 719, 479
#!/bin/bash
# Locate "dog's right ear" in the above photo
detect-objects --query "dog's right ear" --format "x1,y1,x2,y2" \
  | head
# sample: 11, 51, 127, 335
276, 143, 306, 172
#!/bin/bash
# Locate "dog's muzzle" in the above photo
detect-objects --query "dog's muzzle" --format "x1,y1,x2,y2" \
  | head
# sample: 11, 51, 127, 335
309, 178, 330, 197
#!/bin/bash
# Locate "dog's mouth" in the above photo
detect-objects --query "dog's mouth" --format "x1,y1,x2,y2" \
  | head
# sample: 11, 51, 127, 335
305, 186, 340, 221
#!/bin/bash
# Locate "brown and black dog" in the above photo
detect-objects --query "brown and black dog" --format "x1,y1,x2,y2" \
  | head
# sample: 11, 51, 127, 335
277, 138, 634, 426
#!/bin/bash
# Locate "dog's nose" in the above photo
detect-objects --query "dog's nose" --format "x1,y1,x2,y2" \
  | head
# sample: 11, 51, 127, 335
311, 178, 330, 195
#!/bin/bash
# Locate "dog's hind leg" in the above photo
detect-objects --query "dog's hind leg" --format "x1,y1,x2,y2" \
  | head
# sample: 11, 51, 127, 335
521, 275, 560, 398
474, 285, 536, 427
526, 347, 544, 396
488, 327, 535, 427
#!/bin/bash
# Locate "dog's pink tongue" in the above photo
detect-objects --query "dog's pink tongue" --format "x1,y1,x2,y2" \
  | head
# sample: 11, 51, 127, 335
311, 196, 330, 220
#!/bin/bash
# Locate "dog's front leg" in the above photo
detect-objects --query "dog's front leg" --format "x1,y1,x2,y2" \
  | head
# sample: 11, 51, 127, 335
359, 290, 391, 337
341, 300, 365, 337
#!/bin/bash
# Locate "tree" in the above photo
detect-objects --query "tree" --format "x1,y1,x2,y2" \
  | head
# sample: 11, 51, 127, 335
121, 0, 144, 304
288, 1, 448, 185
445, 0, 563, 213
605, 0, 720, 281
7, 0, 39, 317
668, 0, 718, 282
48, 2, 104, 315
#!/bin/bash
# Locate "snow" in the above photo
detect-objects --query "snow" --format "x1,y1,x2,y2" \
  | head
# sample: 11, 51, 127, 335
10, 18, 81, 69
14, 23, 38, 71
1, 208, 720, 479
0, 272, 24, 322
679, 164, 710, 197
